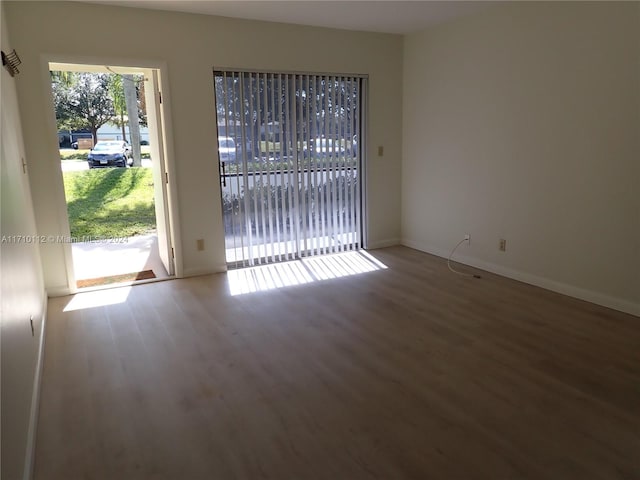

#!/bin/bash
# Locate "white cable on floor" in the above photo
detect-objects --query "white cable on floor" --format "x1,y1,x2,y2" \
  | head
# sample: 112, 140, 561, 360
447, 238, 482, 279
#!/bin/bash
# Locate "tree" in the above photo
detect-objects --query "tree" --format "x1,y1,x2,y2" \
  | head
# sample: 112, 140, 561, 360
50, 70, 76, 87
52, 72, 115, 143
108, 74, 127, 141
136, 75, 147, 128
123, 74, 142, 167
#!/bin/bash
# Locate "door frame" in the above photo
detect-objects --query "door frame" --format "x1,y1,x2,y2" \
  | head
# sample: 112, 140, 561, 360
43, 55, 182, 292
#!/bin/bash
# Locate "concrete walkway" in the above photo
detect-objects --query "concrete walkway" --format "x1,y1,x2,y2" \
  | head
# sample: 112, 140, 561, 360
72, 233, 169, 283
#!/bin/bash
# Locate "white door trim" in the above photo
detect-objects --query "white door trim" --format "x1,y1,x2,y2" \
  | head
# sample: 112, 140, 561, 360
42, 55, 183, 293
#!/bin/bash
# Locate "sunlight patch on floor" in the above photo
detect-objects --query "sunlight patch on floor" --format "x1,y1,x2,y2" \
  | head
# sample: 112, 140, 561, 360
227, 250, 387, 296
63, 286, 132, 312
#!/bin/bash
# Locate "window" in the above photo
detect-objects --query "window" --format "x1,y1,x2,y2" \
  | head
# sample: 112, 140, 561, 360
214, 71, 366, 268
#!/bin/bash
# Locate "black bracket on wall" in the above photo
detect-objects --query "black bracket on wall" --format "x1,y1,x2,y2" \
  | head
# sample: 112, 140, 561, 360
2, 49, 22, 77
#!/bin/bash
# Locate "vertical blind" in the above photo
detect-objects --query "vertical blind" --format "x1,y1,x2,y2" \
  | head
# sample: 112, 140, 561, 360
214, 71, 365, 268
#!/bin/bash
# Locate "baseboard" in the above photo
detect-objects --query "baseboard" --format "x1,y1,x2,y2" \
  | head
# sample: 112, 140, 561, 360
366, 238, 401, 249
402, 238, 640, 318
46, 285, 70, 297
23, 293, 48, 480
182, 264, 227, 278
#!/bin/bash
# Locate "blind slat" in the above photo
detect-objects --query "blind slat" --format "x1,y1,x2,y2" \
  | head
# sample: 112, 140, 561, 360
214, 71, 364, 268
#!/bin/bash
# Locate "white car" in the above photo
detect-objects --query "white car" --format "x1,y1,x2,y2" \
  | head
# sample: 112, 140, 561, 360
304, 137, 346, 157
218, 137, 236, 162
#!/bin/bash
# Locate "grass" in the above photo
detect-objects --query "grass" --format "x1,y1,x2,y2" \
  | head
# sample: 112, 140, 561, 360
63, 168, 156, 239
224, 157, 358, 174
60, 149, 91, 159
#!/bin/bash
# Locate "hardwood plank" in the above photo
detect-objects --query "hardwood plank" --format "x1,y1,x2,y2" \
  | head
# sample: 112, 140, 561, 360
35, 247, 640, 479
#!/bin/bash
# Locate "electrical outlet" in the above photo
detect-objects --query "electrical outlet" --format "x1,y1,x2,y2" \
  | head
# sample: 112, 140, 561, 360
196, 239, 205, 251
464, 234, 470, 245
499, 238, 507, 252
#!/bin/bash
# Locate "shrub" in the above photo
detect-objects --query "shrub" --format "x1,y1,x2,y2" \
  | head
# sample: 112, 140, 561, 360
221, 172, 358, 236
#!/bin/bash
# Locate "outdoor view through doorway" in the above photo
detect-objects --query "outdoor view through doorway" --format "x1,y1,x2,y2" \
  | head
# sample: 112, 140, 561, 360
50, 63, 174, 289
214, 70, 366, 268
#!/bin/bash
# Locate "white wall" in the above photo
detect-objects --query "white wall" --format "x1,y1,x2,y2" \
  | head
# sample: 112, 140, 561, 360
402, 2, 640, 315
1, 4, 47, 479
5, 1, 403, 293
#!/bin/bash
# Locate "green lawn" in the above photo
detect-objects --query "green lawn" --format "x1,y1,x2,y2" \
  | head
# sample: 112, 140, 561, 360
63, 168, 156, 239
60, 149, 90, 160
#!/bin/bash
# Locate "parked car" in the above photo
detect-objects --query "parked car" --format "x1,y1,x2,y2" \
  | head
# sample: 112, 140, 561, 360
87, 141, 133, 168
304, 137, 346, 157
218, 136, 236, 162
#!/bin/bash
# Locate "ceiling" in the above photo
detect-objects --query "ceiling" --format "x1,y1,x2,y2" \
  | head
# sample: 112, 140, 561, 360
79, 1, 492, 35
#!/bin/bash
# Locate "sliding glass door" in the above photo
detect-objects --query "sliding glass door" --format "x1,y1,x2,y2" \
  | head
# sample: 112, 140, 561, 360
214, 71, 365, 268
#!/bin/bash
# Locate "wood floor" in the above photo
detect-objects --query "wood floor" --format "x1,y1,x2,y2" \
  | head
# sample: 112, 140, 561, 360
36, 247, 640, 479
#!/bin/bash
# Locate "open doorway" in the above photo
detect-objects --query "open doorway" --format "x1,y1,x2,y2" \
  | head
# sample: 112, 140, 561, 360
49, 63, 174, 288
